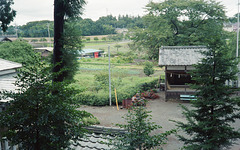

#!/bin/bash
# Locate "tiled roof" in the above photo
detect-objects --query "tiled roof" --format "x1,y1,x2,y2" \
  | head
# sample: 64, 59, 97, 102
0, 58, 22, 71
80, 49, 104, 55
72, 125, 126, 150
159, 46, 207, 66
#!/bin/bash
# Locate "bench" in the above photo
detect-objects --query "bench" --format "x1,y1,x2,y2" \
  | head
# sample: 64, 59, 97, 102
180, 95, 197, 101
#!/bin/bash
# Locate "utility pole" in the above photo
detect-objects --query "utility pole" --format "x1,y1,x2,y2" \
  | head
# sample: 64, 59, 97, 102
237, 0, 239, 58
47, 23, 51, 47
237, 0, 239, 87
108, 46, 112, 106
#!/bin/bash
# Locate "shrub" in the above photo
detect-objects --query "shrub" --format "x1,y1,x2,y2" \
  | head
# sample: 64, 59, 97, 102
93, 37, 99, 41
82, 116, 100, 125
31, 39, 38, 42
144, 61, 155, 76
86, 37, 91, 41
39, 38, 47, 42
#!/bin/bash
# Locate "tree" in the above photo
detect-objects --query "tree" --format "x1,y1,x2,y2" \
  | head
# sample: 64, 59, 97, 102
111, 102, 174, 150
0, 57, 91, 149
53, 0, 86, 82
114, 44, 122, 51
173, 30, 240, 149
0, 0, 16, 32
0, 40, 36, 63
144, 61, 155, 76
228, 13, 240, 23
130, 0, 226, 59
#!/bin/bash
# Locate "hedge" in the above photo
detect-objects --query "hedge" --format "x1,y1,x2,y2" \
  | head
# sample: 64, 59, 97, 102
76, 78, 158, 106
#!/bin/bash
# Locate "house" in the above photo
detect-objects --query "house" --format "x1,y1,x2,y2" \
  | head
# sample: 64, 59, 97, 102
0, 58, 22, 112
0, 37, 12, 42
158, 46, 206, 100
34, 47, 53, 58
79, 49, 104, 58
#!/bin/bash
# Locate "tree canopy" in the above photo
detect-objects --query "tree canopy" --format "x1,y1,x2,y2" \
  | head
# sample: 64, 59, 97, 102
130, 0, 226, 59
0, 0, 16, 32
0, 40, 36, 63
173, 25, 240, 149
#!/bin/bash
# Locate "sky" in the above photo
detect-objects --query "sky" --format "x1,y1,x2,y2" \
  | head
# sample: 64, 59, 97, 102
12, 0, 239, 25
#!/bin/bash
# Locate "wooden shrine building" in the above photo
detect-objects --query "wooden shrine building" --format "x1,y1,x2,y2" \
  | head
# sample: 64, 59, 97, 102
159, 46, 207, 100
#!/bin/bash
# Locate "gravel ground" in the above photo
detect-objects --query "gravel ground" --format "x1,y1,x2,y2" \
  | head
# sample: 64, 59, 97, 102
79, 92, 240, 150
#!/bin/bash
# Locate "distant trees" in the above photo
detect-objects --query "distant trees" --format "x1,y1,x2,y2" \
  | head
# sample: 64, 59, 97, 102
18, 20, 54, 37
0, 0, 16, 32
3, 14, 144, 37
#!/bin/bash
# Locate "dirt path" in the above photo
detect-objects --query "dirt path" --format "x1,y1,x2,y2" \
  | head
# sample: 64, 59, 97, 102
79, 92, 240, 150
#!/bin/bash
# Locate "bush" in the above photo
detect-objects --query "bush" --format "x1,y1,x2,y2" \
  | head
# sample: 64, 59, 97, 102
82, 116, 100, 125
143, 61, 155, 76
93, 37, 99, 41
86, 37, 91, 41
31, 39, 38, 42
39, 38, 47, 42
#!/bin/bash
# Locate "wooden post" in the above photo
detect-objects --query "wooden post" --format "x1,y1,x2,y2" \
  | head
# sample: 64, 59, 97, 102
3, 137, 8, 150
165, 66, 167, 101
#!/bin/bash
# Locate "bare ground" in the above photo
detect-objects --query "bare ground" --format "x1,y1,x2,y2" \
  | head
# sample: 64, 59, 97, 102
79, 91, 240, 150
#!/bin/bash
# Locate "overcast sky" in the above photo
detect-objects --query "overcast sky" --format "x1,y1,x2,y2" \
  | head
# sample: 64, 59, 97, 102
12, 0, 238, 25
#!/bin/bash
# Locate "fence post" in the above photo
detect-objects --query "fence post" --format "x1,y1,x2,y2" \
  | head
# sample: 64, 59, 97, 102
13, 145, 17, 150
0, 140, 2, 150
3, 137, 9, 150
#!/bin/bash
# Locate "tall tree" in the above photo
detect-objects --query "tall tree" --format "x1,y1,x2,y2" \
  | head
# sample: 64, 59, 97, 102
130, 0, 226, 59
0, 0, 16, 32
173, 29, 240, 149
53, 0, 85, 82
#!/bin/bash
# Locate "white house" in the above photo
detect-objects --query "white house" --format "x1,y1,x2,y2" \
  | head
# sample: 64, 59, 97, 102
0, 58, 22, 111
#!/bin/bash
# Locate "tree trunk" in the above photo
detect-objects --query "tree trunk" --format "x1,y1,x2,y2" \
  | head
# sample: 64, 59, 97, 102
53, 0, 65, 82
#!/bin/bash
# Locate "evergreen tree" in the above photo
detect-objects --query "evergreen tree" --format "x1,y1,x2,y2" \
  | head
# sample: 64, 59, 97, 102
53, 0, 86, 82
111, 102, 174, 150
144, 61, 155, 76
173, 35, 240, 149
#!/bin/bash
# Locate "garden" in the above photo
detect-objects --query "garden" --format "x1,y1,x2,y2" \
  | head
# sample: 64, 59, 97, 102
71, 56, 164, 106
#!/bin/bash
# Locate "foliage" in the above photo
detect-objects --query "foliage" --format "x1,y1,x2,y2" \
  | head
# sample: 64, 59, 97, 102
0, 40, 37, 63
94, 71, 109, 92
75, 77, 158, 106
93, 37, 99, 41
110, 103, 174, 150
144, 61, 155, 76
228, 13, 240, 23
173, 32, 240, 149
130, 0, 226, 59
0, 57, 91, 149
114, 44, 122, 51
53, 0, 86, 82
39, 38, 47, 42
9, 14, 143, 37
18, 20, 53, 37
0, 0, 16, 32
60, 20, 84, 81
82, 116, 100, 125
108, 34, 124, 41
